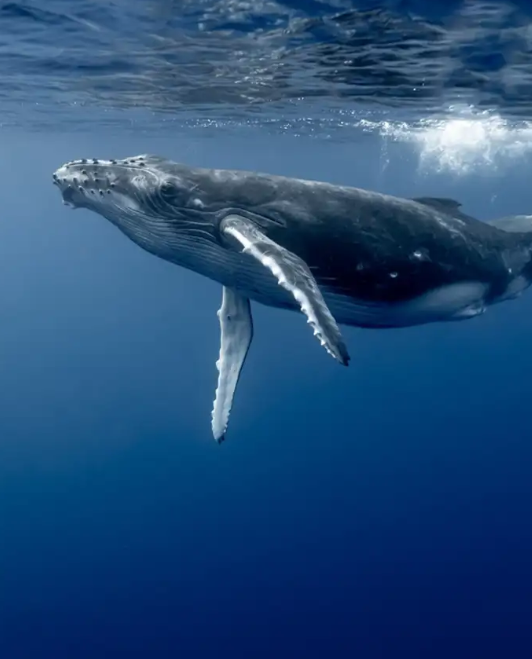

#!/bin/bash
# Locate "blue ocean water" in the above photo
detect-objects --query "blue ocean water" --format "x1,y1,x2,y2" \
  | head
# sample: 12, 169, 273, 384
1, 1, 532, 657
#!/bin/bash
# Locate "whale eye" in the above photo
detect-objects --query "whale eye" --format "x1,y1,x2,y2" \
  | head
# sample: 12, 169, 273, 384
160, 180, 179, 197
159, 180, 183, 205
161, 181, 177, 194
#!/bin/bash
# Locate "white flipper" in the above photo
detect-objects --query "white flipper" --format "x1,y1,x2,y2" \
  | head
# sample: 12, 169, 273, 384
221, 214, 350, 366
212, 286, 254, 443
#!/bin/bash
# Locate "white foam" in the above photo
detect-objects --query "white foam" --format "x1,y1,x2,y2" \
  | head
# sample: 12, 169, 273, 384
357, 105, 532, 175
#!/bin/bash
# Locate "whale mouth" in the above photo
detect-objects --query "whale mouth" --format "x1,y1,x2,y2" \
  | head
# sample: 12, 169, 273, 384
54, 177, 80, 208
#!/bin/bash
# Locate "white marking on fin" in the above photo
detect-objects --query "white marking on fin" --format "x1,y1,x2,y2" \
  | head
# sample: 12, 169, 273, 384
221, 214, 350, 365
211, 286, 254, 443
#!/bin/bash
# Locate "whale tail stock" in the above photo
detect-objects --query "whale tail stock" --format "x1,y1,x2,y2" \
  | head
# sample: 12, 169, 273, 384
414, 199, 532, 273
486, 214, 532, 235
485, 214, 532, 289
414, 198, 532, 285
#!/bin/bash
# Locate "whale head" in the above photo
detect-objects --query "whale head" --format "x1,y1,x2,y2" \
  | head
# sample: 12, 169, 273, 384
53, 154, 200, 219
52, 154, 220, 258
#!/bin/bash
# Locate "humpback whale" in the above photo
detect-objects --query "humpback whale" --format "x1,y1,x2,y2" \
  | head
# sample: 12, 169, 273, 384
52, 155, 532, 442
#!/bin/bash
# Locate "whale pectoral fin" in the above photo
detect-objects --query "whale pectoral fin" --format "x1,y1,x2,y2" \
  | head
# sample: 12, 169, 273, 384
212, 286, 254, 443
221, 214, 350, 366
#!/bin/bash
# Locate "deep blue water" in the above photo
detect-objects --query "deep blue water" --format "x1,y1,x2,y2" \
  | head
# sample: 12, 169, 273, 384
1, 1, 532, 657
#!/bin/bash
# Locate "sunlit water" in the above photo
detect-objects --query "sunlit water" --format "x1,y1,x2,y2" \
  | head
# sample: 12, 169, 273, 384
1, 2, 532, 658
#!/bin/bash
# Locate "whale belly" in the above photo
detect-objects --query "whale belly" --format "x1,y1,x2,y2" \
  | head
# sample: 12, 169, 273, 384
324, 282, 490, 328
226, 254, 491, 329
166, 235, 493, 329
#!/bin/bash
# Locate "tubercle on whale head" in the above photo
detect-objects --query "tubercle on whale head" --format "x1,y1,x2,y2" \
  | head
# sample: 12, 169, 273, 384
53, 155, 147, 209
51, 154, 195, 216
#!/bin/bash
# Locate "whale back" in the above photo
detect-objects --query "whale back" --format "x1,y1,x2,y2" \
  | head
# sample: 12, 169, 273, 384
203, 170, 527, 305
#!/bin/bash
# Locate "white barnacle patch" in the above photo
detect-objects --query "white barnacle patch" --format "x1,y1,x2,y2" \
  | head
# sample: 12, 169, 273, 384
410, 247, 430, 262
389, 271, 398, 278
192, 198, 205, 209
